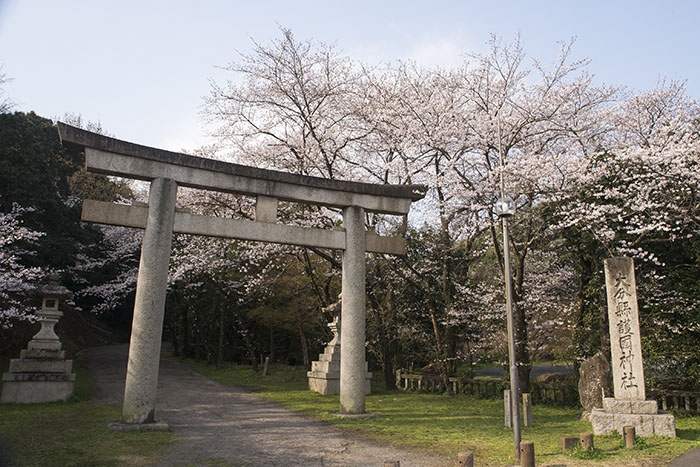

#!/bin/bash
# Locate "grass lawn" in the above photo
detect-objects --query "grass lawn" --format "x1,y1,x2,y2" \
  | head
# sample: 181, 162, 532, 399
0, 351, 174, 466
187, 360, 700, 466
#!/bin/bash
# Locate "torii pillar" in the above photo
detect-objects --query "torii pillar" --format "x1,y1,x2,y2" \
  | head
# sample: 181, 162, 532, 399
339, 206, 366, 414
122, 178, 177, 426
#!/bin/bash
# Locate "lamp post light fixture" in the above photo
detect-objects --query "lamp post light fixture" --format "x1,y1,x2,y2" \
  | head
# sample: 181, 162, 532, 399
494, 196, 516, 218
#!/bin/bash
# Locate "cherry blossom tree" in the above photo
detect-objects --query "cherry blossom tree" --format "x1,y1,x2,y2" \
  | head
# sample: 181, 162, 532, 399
355, 61, 491, 391
201, 29, 700, 391
205, 28, 367, 181
0, 203, 44, 327
439, 36, 618, 391
557, 80, 700, 384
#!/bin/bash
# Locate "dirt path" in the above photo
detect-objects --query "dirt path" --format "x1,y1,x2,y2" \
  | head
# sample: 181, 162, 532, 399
84, 344, 449, 466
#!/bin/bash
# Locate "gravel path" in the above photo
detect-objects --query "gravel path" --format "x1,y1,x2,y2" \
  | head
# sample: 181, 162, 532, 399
84, 344, 449, 466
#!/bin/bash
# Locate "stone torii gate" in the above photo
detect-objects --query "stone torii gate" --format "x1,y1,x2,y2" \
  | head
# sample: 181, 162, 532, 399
57, 123, 425, 427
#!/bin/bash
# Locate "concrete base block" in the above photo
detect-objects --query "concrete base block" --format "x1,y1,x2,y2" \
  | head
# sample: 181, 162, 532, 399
307, 371, 371, 395
307, 340, 371, 396
559, 436, 579, 450
28, 340, 62, 351
1, 373, 75, 403
9, 358, 73, 374
20, 349, 66, 360
308, 372, 339, 395
107, 421, 171, 432
591, 409, 676, 437
603, 397, 658, 414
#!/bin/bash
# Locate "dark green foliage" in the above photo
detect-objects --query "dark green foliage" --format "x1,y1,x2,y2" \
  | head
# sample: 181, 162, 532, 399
0, 112, 86, 268
0, 112, 134, 351
166, 246, 330, 369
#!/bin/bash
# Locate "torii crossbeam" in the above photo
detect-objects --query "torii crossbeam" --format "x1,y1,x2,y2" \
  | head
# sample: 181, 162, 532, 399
57, 123, 426, 427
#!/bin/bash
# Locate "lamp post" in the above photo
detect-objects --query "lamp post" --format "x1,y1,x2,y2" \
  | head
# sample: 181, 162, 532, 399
496, 110, 521, 460
495, 196, 521, 459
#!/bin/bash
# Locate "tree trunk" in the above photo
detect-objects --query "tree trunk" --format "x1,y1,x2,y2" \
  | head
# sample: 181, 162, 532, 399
244, 334, 258, 372
427, 301, 454, 395
216, 304, 225, 368
513, 253, 531, 394
514, 300, 531, 394
382, 288, 397, 390
382, 338, 396, 390
298, 320, 309, 369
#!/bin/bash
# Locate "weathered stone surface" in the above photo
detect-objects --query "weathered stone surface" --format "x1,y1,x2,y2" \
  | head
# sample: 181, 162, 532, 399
83, 200, 407, 255
559, 436, 579, 450
1, 373, 75, 403
339, 206, 368, 414
122, 177, 177, 425
603, 397, 658, 414
20, 348, 65, 359
56, 121, 428, 215
2, 372, 76, 383
311, 360, 340, 373
1, 276, 75, 404
9, 358, 73, 374
307, 371, 371, 396
504, 390, 512, 427
255, 195, 278, 223
578, 351, 613, 411
308, 304, 371, 396
654, 411, 678, 437
604, 257, 645, 400
595, 257, 676, 438
591, 408, 676, 437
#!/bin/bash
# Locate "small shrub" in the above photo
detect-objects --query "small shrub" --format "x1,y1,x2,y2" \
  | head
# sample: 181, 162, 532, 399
629, 436, 650, 450
570, 445, 605, 460
600, 429, 622, 440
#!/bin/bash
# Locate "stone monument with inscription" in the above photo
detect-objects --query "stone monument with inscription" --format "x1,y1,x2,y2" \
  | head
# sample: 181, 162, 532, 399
590, 257, 675, 437
307, 298, 371, 395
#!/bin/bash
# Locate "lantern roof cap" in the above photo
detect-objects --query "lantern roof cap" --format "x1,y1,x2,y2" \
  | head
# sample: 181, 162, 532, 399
36, 274, 72, 299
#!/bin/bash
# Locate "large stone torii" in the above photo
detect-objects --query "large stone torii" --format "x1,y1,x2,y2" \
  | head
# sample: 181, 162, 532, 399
57, 123, 426, 427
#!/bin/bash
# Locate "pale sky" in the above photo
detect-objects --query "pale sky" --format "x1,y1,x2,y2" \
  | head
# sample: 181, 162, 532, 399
1, 1, 698, 153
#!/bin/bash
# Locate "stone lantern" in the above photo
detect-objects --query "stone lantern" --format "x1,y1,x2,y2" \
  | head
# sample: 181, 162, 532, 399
28, 275, 73, 351
1, 275, 76, 403
307, 296, 372, 396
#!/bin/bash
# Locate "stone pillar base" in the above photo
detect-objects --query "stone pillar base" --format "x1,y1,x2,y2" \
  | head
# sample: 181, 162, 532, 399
307, 339, 371, 396
307, 370, 371, 395
1, 347, 75, 404
591, 407, 676, 437
603, 397, 658, 414
1, 372, 76, 403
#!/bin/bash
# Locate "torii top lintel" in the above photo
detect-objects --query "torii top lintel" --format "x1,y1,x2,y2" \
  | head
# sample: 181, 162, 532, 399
57, 123, 426, 215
